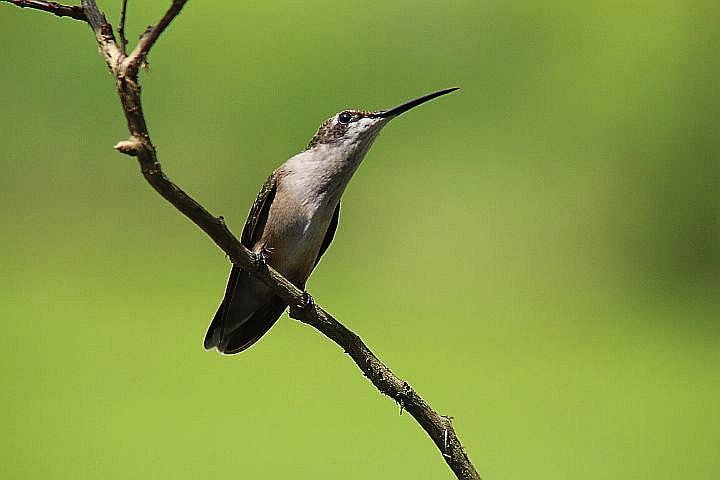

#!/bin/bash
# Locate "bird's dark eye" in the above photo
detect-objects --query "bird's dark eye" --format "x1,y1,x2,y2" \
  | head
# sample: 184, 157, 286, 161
338, 111, 353, 124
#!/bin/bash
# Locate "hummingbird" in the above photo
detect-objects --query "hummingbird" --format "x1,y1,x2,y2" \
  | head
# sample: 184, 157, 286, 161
204, 87, 459, 354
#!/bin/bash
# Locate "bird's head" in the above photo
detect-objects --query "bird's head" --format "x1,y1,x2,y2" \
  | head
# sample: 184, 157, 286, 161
306, 87, 459, 153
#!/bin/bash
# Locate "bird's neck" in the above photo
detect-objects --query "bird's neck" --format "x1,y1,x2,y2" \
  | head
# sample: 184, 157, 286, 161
282, 141, 375, 210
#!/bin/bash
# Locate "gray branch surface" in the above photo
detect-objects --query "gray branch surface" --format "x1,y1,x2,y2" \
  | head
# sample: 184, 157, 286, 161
3, 1, 481, 479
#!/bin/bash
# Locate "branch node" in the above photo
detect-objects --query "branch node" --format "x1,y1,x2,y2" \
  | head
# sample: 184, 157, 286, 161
140, 24, 153, 39
99, 22, 113, 38
114, 138, 141, 156
442, 414, 455, 424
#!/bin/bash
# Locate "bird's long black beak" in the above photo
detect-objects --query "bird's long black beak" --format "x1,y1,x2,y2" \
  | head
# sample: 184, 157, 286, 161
379, 87, 459, 118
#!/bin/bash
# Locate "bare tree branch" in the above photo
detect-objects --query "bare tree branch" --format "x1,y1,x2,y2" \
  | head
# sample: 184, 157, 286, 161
117, 0, 127, 55
6, 2, 481, 479
125, 0, 186, 71
1, 0, 86, 21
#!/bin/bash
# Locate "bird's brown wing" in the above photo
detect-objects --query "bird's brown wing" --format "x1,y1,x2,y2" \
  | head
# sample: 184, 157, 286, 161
241, 172, 279, 247
204, 173, 279, 351
220, 172, 279, 309
313, 202, 340, 268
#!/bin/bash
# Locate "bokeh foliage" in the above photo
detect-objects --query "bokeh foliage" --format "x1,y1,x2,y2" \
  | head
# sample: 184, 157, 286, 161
1, 1, 718, 479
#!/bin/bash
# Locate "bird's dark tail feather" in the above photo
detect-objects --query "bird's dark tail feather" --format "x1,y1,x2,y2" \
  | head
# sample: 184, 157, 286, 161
204, 297, 287, 355
203, 300, 228, 351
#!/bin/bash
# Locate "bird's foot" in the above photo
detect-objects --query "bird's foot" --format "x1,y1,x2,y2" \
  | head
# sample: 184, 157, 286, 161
301, 291, 314, 309
252, 243, 273, 271
290, 291, 315, 317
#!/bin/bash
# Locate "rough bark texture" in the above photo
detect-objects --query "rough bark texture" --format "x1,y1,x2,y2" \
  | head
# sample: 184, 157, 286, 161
5, 0, 86, 20
2, 1, 481, 478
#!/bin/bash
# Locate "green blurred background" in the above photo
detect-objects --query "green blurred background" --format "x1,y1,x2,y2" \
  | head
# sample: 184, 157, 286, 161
2, 1, 718, 478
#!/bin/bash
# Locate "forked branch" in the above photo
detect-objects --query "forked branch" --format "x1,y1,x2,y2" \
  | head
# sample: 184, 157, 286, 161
3, 1, 481, 479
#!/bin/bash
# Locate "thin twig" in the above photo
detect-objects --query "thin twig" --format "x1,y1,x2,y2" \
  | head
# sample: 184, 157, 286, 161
125, 0, 187, 72
118, 0, 128, 55
1, 0, 86, 21
6, 1, 481, 479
